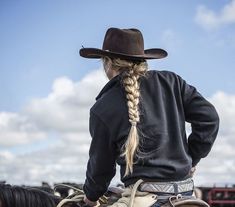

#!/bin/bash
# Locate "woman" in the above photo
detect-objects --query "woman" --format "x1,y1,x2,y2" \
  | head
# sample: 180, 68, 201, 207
79, 28, 219, 207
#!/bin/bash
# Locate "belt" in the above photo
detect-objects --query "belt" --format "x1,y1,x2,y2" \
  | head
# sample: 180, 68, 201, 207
139, 178, 194, 194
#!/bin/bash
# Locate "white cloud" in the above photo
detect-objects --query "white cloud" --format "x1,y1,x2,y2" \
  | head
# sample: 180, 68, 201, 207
0, 112, 46, 147
194, 91, 235, 185
195, 0, 235, 30
25, 69, 107, 133
0, 69, 107, 148
5, 141, 89, 185
209, 91, 235, 136
0, 68, 108, 185
0, 69, 234, 186
0, 150, 14, 160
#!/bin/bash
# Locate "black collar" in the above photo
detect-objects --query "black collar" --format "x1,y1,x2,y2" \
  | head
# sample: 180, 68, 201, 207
96, 74, 121, 100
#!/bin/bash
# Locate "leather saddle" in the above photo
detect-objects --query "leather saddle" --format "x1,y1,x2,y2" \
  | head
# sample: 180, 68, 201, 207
103, 186, 210, 207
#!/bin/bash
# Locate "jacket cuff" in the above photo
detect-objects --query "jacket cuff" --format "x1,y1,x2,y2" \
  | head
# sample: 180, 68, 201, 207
192, 157, 201, 167
83, 183, 100, 202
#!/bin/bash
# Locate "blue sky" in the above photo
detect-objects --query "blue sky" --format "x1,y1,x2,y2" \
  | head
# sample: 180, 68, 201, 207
0, 0, 234, 111
0, 1, 235, 185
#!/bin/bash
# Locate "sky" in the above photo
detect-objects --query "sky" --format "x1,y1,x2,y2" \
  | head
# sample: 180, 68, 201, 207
0, 0, 235, 187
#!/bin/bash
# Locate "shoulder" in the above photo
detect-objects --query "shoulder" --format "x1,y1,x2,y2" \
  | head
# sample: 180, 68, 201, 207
147, 69, 177, 77
146, 70, 182, 83
90, 85, 127, 123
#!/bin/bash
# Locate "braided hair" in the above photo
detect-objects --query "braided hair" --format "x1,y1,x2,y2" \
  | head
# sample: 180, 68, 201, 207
103, 57, 147, 176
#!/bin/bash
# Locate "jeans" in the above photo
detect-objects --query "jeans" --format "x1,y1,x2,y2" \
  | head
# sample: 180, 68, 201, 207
151, 191, 193, 207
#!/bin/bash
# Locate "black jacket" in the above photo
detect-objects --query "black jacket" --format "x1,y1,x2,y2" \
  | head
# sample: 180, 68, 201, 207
83, 70, 219, 201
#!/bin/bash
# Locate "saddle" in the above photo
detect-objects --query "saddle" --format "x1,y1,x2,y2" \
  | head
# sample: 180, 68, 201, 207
104, 189, 209, 207
105, 180, 210, 207
55, 181, 210, 207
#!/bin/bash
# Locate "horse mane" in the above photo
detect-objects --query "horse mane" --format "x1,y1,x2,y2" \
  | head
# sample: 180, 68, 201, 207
0, 184, 61, 207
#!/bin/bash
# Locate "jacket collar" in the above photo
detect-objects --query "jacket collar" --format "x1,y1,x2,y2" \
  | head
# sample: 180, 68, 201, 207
96, 74, 122, 100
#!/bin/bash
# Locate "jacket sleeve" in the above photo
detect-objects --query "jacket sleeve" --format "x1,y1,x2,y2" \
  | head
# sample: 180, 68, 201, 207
178, 75, 220, 167
83, 110, 117, 202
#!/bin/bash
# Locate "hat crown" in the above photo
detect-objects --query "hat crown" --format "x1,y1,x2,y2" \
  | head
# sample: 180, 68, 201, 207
102, 28, 145, 56
79, 27, 167, 60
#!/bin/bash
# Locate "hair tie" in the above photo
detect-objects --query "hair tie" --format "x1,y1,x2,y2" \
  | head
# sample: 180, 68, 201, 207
131, 122, 137, 127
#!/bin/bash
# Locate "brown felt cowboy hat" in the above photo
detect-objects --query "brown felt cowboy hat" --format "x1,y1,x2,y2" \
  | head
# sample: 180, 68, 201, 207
79, 28, 167, 61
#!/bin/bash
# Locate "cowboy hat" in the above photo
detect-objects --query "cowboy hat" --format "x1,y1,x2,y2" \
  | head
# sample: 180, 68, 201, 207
79, 28, 167, 60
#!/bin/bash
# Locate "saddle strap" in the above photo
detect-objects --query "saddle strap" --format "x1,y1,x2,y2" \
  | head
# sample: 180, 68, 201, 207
161, 195, 209, 207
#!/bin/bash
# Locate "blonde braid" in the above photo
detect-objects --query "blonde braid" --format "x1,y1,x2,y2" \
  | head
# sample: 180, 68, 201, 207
120, 62, 147, 176
102, 57, 147, 176
123, 68, 140, 125
121, 67, 141, 176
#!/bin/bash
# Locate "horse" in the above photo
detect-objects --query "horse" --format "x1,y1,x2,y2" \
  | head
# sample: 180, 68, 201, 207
0, 184, 77, 207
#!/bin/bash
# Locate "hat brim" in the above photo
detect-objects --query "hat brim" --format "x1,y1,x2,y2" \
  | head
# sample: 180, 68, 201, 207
79, 48, 167, 60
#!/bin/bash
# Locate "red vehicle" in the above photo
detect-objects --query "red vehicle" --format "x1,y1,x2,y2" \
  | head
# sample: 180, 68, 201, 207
195, 185, 235, 207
